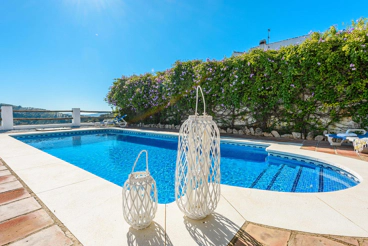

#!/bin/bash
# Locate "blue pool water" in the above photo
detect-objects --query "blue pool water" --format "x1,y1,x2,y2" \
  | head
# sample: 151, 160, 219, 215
15, 130, 359, 204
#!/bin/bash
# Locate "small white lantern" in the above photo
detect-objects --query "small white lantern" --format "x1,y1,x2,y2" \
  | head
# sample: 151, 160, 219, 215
122, 150, 158, 230
175, 86, 221, 220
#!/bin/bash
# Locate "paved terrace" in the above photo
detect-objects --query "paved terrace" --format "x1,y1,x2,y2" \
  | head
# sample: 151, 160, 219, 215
0, 127, 367, 246
0, 159, 80, 246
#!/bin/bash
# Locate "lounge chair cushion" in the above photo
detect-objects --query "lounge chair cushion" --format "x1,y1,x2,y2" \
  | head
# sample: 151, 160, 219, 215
337, 133, 357, 137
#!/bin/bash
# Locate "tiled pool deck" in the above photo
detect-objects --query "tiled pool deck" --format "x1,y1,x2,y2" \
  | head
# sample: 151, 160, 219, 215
0, 127, 368, 246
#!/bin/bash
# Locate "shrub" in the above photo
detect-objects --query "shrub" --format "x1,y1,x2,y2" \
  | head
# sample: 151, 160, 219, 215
106, 18, 368, 134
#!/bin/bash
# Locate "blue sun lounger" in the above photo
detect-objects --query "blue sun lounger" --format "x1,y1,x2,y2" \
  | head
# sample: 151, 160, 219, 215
115, 114, 127, 127
324, 129, 368, 146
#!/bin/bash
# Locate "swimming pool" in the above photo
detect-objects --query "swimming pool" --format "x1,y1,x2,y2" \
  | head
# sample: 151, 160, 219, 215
14, 129, 359, 204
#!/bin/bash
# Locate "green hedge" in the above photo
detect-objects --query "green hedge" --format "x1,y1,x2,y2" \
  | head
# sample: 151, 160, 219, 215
106, 19, 368, 136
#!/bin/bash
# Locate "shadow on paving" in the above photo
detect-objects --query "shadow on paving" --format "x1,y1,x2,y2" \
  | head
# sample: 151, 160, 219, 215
127, 222, 172, 246
184, 212, 261, 246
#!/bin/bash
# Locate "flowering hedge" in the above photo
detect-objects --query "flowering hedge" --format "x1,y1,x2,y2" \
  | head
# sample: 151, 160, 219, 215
106, 19, 368, 136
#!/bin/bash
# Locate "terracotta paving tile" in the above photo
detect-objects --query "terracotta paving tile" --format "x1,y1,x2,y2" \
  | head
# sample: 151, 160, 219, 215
244, 224, 290, 246
9, 225, 73, 246
359, 155, 368, 161
233, 237, 262, 246
233, 238, 260, 246
0, 209, 54, 245
326, 235, 359, 246
335, 148, 356, 153
232, 228, 262, 246
360, 152, 368, 157
338, 145, 354, 150
336, 149, 358, 156
0, 165, 7, 171
336, 151, 361, 160
288, 234, 347, 246
0, 170, 11, 177
316, 147, 336, 155
317, 142, 333, 147
0, 188, 31, 205
0, 175, 17, 184
0, 197, 41, 223
301, 146, 316, 151
0, 180, 23, 193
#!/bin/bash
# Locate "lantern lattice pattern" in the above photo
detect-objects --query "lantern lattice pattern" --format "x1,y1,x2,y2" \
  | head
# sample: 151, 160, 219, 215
122, 150, 158, 230
175, 86, 221, 220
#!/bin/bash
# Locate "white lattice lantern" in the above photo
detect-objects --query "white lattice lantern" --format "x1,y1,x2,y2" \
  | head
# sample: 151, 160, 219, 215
122, 150, 158, 230
175, 86, 221, 220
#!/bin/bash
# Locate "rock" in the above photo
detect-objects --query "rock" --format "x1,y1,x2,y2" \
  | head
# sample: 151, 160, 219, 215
238, 130, 244, 135
249, 127, 255, 135
244, 127, 251, 135
175, 125, 181, 130
171, 124, 174, 129
281, 134, 294, 138
255, 128, 263, 136
306, 132, 314, 140
292, 132, 302, 139
263, 132, 273, 137
233, 129, 238, 134
315, 135, 324, 141
220, 129, 227, 134
271, 130, 280, 138
227, 128, 233, 134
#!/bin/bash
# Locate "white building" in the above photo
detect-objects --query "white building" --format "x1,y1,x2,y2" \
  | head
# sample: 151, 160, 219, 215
232, 34, 310, 56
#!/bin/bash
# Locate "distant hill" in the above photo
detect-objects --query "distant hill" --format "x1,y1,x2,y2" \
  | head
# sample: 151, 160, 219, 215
0, 103, 71, 125
0, 104, 114, 125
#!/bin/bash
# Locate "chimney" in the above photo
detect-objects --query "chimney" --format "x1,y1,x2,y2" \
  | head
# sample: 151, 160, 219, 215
259, 39, 267, 45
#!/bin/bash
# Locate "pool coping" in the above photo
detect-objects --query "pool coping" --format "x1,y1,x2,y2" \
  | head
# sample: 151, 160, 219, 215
1, 127, 368, 245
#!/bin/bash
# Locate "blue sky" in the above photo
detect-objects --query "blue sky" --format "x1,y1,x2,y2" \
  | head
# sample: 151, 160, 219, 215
0, 0, 367, 110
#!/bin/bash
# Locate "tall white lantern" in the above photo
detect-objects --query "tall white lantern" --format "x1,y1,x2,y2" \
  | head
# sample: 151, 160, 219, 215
122, 150, 158, 230
175, 86, 221, 220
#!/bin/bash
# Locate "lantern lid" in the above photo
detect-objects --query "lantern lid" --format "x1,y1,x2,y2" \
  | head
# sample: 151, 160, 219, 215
129, 171, 152, 182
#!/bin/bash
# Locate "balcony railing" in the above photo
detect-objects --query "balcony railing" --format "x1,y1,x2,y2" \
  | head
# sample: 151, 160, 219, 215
0, 106, 113, 130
